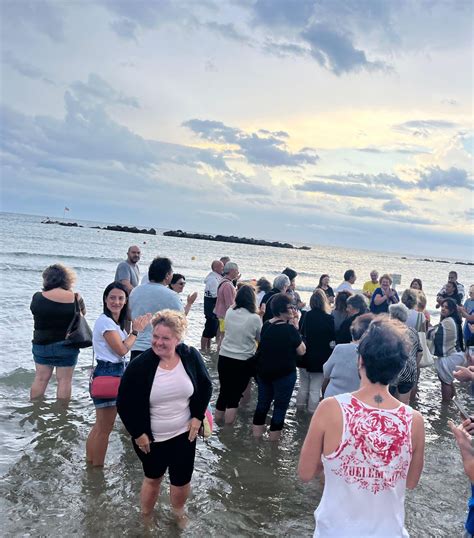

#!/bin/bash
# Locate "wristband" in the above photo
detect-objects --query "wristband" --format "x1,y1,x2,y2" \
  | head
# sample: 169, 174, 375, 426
131, 330, 139, 337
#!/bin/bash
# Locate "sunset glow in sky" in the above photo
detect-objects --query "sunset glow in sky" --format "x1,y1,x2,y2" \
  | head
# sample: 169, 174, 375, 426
1, 0, 473, 257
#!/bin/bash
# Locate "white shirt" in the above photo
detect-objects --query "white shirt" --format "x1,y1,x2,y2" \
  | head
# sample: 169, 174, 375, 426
204, 271, 222, 298
92, 314, 127, 363
315, 393, 412, 537
150, 360, 194, 442
220, 308, 262, 360
335, 282, 354, 293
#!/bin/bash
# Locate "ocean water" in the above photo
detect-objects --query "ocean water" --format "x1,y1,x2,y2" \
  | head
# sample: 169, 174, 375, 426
0, 211, 472, 536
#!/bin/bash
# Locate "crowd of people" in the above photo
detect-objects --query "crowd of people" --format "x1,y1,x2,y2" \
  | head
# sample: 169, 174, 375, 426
28, 246, 474, 535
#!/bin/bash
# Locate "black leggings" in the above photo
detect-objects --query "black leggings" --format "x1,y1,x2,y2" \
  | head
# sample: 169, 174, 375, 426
216, 355, 252, 411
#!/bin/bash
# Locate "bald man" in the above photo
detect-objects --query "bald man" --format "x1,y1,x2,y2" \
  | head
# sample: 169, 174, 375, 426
115, 245, 141, 293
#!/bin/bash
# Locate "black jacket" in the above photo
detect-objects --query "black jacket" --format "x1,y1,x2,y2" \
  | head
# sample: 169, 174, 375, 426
336, 314, 359, 345
300, 309, 335, 372
261, 289, 280, 322
117, 343, 212, 441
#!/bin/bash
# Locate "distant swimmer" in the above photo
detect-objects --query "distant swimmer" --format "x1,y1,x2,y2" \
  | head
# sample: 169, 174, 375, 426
115, 246, 141, 293
362, 270, 379, 299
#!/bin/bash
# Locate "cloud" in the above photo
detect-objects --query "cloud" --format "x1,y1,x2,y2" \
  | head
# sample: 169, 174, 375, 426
197, 210, 239, 221
417, 166, 472, 191
348, 206, 435, 226
393, 119, 459, 137
252, 0, 316, 28
294, 180, 394, 200
383, 199, 409, 212
225, 172, 271, 196
301, 23, 389, 75
441, 98, 459, 106
70, 73, 140, 109
2, 0, 65, 42
110, 18, 139, 41
2, 50, 55, 85
183, 118, 318, 167
317, 172, 415, 190
203, 21, 248, 43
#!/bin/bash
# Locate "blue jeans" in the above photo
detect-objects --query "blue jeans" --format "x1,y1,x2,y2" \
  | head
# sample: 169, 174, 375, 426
253, 371, 297, 431
32, 340, 79, 367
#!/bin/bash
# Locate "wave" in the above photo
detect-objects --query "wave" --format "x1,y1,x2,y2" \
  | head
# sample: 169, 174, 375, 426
0, 252, 119, 263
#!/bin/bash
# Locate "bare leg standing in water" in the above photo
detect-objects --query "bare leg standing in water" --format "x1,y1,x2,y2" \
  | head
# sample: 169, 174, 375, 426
86, 407, 117, 466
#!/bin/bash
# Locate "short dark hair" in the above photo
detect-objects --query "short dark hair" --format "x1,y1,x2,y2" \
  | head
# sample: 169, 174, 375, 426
256, 277, 272, 294
344, 269, 355, 282
358, 317, 408, 385
271, 293, 292, 316
347, 294, 368, 314
102, 282, 129, 330
148, 257, 172, 282
335, 290, 351, 313
350, 313, 374, 341
42, 264, 76, 291
401, 289, 417, 310
282, 267, 297, 281
170, 273, 185, 286
234, 284, 257, 314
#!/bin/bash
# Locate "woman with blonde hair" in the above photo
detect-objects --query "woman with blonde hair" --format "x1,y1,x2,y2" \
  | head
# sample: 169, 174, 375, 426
297, 289, 335, 413
117, 310, 212, 521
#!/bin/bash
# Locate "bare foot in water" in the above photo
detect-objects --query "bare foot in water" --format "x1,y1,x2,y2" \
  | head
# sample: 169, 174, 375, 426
173, 509, 189, 529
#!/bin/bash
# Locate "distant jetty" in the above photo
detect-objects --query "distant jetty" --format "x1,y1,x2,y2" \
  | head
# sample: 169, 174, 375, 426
41, 219, 156, 235
401, 256, 474, 266
163, 230, 311, 250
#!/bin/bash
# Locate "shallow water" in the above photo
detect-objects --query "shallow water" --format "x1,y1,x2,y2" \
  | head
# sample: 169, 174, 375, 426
0, 212, 472, 536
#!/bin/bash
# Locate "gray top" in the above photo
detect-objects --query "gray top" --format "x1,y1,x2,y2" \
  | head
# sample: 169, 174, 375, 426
115, 261, 140, 288
323, 342, 360, 398
129, 282, 183, 351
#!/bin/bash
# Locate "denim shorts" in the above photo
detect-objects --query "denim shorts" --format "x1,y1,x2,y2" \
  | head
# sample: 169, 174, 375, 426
91, 360, 125, 409
32, 340, 79, 368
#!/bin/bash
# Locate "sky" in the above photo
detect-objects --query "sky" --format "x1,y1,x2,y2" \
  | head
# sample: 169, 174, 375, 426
1, 0, 473, 258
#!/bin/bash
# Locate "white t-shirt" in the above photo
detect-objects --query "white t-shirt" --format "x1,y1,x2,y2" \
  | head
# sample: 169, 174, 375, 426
335, 282, 354, 293
150, 360, 194, 442
220, 308, 262, 360
204, 271, 222, 298
93, 314, 128, 363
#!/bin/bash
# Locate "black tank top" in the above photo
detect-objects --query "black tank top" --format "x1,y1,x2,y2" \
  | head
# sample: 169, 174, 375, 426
30, 292, 76, 344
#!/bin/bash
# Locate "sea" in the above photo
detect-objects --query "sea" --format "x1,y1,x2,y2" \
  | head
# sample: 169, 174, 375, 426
0, 211, 472, 537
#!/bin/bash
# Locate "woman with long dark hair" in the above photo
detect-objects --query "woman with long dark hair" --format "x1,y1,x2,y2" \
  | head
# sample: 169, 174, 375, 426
86, 282, 151, 466
332, 291, 351, 332
427, 297, 465, 401
215, 285, 262, 424
297, 289, 335, 413
317, 274, 335, 305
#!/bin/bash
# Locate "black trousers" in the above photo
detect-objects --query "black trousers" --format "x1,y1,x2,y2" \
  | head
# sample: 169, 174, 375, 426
216, 355, 252, 411
202, 296, 219, 338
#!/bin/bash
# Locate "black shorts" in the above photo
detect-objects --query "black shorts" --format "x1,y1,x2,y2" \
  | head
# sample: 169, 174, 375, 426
133, 431, 196, 486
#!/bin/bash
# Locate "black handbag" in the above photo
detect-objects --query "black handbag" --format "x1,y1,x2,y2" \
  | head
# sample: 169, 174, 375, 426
65, 294, 93, 348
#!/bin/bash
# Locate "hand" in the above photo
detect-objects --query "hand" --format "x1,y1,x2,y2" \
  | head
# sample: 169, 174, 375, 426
135, 433, 151, 454
188, 417, 202, 442
258, 302, 266, 317
449, 420, 473, 449
454, 365, 474, 382
132, 313, 153, 332
458, 306, 467, 317
187, 291, 198, 305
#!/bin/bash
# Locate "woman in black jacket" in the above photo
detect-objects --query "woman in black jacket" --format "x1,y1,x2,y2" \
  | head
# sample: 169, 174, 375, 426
336, 294, 369, 345
296, 290, 335, 413
117, 310, 212, 522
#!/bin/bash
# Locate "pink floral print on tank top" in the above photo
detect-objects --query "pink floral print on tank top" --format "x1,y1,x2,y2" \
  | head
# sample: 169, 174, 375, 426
331, 396, 412, 494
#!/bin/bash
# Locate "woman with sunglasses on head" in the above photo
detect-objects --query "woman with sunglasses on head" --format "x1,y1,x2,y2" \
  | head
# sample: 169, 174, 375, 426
252, 293, 306, 441
86, 282, 152, 467
169, 273, 198, 316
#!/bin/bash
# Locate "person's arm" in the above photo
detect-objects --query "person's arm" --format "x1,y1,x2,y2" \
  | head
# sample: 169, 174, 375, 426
373, 289, 387, 305
296, 342, 306, 356
406, 410, 425, 489
115, 263, 134, 293
103, 314, 152, 356
189, 347, 213, 420
449, 419, 474, 481
298, 398, 334, 481
184, 291, 198, 316
76, 293, 86, 315
454, 365, 474, 382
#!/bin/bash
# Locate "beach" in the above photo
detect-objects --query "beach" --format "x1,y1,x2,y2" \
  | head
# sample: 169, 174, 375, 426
0, 211, 472, 536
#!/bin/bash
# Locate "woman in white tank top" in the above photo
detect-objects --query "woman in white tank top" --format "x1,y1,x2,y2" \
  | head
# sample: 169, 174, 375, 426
298, 317, 425, 537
